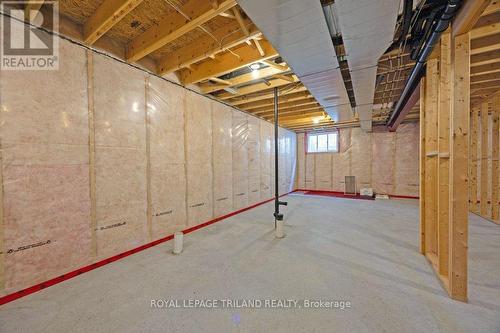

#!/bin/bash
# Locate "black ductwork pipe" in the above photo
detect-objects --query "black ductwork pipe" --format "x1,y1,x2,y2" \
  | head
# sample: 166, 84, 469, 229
387, 0, 462, 128
386, 0, 413, 54
273, 87, 287, 227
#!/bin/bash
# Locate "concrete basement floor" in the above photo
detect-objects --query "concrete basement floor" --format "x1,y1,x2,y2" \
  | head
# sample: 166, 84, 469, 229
1, 194, 499, 333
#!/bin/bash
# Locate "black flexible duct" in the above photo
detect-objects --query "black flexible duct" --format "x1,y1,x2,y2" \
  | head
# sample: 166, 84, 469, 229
386, 0, 414, 53
387, 0, 462, 128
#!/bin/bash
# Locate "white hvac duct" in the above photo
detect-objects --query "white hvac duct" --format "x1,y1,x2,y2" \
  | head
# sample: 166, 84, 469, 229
334, 0, 400, 131
237, 0, 353, 123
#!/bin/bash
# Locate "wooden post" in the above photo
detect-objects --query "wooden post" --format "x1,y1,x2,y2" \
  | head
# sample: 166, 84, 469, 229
438, 31, 451, 276
424, 59, 439, 259
469, 107, 479, 213
480, 101, 490, 217
86, 50, 98, 258
492, 97, 499, 223
419, 78, 426, 254
448, 32, 470, 302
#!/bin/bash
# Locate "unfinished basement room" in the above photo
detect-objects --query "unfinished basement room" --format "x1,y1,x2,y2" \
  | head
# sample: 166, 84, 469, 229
0, 0, 499, 332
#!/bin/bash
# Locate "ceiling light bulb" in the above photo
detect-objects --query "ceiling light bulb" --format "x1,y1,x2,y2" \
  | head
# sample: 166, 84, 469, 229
250, 63, 260, 71
313, 118, 320, 124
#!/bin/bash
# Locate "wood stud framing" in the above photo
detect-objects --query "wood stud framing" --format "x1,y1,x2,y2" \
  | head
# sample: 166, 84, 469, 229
420, 30, 472, 302
469, 96, 500, 224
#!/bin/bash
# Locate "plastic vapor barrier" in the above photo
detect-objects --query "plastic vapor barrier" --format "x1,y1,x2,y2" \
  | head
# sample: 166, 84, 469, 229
0, 35, 297, 296
297, 124, 419, 196
148, 76, 187, 239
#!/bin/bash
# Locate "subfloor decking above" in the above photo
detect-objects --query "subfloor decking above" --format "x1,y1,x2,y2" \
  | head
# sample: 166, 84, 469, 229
0, 195, 499, 333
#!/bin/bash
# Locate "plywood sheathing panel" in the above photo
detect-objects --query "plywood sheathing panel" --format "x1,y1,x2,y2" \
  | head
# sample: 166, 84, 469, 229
0, 38, 91, 292
185, 91, 214, 226
212, 102, 234, 217
93, 54, 148, 259
147, 76, 187, 239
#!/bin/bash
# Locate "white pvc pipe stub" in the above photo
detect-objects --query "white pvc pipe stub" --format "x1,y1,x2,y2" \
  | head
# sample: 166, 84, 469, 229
173, 232, 184, 254
275, 220, 285, 239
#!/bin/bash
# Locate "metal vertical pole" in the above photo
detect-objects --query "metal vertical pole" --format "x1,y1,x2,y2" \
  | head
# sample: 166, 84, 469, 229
273, 87, 286, 226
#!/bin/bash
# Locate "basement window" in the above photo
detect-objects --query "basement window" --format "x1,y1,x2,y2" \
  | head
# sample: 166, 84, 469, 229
307, 131, 339, 153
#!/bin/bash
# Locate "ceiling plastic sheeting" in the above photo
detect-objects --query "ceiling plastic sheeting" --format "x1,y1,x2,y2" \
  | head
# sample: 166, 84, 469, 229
237, 0, 353, 123
334, 0, 400, 131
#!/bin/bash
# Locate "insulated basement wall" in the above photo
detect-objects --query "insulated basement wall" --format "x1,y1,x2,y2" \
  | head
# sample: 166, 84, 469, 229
296, 123, 419, 196
0, 35, 297, 295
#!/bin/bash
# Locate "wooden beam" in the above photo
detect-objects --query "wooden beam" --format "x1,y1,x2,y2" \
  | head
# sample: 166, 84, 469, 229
83, 0, 144, 45
480, 101, 490, 217
266, 111, 325, 122
253, 39, 266, 57
209, 77, 231, 85
452, 0, 491, 37
263, 60, 289, 72
471, 49, 500, 66
215, 75, 297, 100
471, 20, 500, 39
471, 33, 500, 55
437, 31, 451, 277
157, 23, 260, 75
470, 107, 479, 213
424, 58, 439, 259
471, 61, 500, 76
264, 106, 324, 119
219, 11, 235, 19
492, 96, 500, 222
178, 39, 278, 85
484, 0, 500, 15
238, 92, 311, 109
199, 64, 288, 94
24, 1, 44, 21
230, 85, 308, 106
126, 0, 237, 62
448, 32, 470, 302
273, 74, 295, 83
252, 99, 319, 114
232, 7, 249, 35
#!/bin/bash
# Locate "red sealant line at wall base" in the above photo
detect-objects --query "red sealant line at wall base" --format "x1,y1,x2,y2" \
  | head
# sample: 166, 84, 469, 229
0, 190, 296, 306
295, 189, 419, 200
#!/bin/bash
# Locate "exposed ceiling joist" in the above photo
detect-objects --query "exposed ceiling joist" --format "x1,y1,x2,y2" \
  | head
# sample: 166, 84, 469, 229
263, 106, 324, 118
229, 86, 308, 106
199, 64, 288, 94
24, 1, 44, 21
262, 60, 288, 72
157, 23, 261, 75
126, 0, 237, 62
269, 112, 326, 122
452, 0, 491, 37
236, 91, 312, 109
216, 76, 298, 100
251, 99, 319, 115
178, 39, 278, 85
83, 0, 144, 45
251, 98, 318, 114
